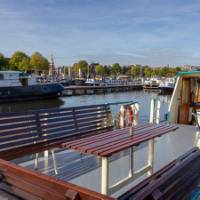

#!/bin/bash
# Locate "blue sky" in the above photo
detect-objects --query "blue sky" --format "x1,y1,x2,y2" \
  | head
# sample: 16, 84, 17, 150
1, 0, 200, 66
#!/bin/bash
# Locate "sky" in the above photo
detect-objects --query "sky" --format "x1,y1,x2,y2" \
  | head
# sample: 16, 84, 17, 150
1, 0, 200, 66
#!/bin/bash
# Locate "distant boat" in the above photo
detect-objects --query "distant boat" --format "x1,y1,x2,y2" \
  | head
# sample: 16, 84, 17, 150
143, 78, 160, 89
159, 77, 176, 95
0, 71, 64, 102
85, 78, 104, 86
73, 77, 86, 86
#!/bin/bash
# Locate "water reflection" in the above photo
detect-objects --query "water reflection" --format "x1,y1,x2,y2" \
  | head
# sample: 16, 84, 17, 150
0, 98, 65, 113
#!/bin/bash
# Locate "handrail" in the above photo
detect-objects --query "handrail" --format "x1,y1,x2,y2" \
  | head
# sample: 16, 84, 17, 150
0, 101, 137, 117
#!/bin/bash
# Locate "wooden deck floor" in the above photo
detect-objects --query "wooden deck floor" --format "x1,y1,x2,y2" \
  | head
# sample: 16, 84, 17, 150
13, 124, 199, 197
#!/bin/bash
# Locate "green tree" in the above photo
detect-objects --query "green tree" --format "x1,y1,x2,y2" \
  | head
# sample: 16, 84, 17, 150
77, 60, 88, 75
30, 52, 49, 72
143, 66, 153, 77
72, 63, 79, 77
130, 65, 140, 78
95, 64, 105, 77
112, 63, 121, 77
175, 66, 182, 72
0, 53, 7, 70
104, 65, 111, 76
9, 51, 30, 71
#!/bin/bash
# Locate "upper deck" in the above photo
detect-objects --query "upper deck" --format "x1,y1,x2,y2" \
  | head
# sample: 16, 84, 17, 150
14, 124, 198, 197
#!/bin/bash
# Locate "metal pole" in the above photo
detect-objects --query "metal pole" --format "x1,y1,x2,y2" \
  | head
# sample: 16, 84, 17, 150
156, 99, 161, 124
44, 150, 49, 171
129, 124, 134, 177
147, 139, 154, 176
195, 131, 200, 148
101, 157, 109, 195
132, 103, 139, 125
149, 99, 155, 123
51, 149, 58, 175
119, 105, 125, 128
34, 153, 39, 170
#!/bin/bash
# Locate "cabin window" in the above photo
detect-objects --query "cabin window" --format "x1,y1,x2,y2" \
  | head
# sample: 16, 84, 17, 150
0, 74, 4, 80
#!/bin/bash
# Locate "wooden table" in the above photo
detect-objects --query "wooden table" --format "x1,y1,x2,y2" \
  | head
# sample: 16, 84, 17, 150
61, 123, 178, 195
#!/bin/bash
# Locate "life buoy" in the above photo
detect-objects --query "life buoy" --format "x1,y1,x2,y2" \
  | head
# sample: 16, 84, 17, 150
117, 105, 135, 128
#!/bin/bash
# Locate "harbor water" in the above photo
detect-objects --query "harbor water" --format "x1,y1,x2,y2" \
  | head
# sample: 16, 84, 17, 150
0, 90, 171, 122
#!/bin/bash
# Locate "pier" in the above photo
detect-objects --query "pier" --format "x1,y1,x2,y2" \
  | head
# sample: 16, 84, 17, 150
63, 84, 143, 96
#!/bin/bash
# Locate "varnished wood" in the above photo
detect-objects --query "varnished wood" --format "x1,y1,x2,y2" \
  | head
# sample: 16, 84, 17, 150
0, 159, 115, 200
61, 123, 178, 157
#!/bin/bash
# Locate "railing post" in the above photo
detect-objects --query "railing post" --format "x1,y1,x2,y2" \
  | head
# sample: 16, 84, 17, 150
131, 103, 139, 125
148, 99, 156, 175
128, 103, 139, 177
156, 99, 161, 124
149, 99, 155, 123
101, 157, 109, 195
119, 105, 126, 128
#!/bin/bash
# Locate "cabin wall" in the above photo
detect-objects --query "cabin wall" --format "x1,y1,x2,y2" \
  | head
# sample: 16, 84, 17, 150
168, 76, 181, 123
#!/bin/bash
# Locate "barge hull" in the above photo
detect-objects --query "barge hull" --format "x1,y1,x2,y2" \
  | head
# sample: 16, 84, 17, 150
0, 83, 64, 103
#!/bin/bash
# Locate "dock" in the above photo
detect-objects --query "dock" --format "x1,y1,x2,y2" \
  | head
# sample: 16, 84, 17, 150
63, 84, 143, 96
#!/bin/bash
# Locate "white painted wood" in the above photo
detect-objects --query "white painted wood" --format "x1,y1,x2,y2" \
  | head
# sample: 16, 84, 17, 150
34, 153, 39, 170
44, 150, 49, 170
51, 149, 58, 175
156, 100, 161, 124
101, 157, 109, 195
109, 164, 151, 195
119, 105, 125, 128
147, 139, 154, 176
168, 76, 181, 123
149, 99, 155, 123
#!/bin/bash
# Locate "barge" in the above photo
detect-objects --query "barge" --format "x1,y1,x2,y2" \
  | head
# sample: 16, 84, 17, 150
0, 71, 64, 102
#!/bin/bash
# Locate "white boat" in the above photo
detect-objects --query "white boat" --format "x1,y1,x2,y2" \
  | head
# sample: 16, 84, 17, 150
143, 78, 160, 89
158, 77, 176, 94
0, 71, 64, 102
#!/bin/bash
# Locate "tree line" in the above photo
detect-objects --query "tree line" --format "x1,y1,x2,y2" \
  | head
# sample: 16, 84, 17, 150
70, 60, 182, 78
0, 51, 49, 72
0, 51, 182, 77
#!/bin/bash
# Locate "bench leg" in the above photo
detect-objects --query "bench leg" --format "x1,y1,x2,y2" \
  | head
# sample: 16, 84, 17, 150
44, 150, 49, 171
101, 157, 109, 195
129, 147, 134, 177
51, 149, 58, 175
147, 139, 154, 176
34, 153, 39, 170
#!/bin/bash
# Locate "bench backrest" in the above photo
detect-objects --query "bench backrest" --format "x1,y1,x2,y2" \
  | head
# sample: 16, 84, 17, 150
0, 104, 113, 156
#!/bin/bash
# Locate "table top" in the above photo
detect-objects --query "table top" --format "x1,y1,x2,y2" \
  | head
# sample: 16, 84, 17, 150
61, 123, 178, 157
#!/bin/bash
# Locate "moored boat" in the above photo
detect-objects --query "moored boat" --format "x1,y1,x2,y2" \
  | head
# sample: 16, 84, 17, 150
158, 77, 176, 95
0, 71, 64, 102
143, 78, 160, 89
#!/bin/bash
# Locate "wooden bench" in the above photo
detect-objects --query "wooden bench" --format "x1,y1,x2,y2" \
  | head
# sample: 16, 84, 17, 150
0, 158, 115, 200
118, 147, 200, 200
0, 104, 113, 160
